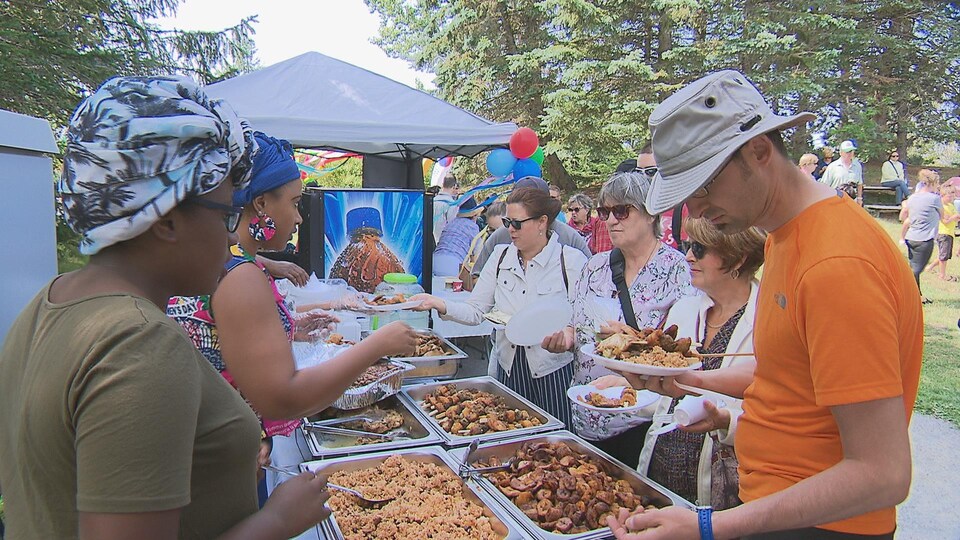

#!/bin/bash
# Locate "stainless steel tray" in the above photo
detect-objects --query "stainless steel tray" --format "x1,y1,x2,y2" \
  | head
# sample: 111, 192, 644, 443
302, 446, 525, 540
399, 376, 565, 447
448, 430, 694, 540
301, 395, 442, 459
390, 329, 468, 380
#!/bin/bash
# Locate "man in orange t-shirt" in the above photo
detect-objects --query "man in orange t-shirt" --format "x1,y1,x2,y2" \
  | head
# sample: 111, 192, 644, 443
609, 70, 922, 540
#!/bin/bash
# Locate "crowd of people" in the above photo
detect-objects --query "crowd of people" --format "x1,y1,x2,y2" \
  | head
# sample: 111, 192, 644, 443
0, 68, 944, 540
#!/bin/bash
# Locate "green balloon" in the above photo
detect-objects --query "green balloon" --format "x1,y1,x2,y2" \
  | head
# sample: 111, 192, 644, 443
531, 146, 545, 165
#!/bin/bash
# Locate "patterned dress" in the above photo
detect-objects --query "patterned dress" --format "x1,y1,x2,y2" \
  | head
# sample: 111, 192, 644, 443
168, 246, 301, 437
570, 245, 694, 441
647, 305, 746, 508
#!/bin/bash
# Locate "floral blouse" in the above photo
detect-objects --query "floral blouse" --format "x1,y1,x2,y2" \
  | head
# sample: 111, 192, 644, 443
570, 245, 695, 440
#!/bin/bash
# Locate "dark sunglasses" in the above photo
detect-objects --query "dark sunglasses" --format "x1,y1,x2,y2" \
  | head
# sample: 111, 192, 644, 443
567, 206, 583, 213
596, 204, 633, 221
184, 198, 243, 233
502, 215, 540, 230
688, 241, 708, 260
634, 166, 659, 179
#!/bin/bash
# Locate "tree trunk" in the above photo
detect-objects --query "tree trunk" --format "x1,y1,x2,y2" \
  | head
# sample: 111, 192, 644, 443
543, 152, 576, 191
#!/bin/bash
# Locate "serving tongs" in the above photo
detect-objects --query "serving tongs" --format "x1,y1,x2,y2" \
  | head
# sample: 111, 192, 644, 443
308, 410, 388, 428
302, 422, 402, 440
457, 439, 516, 478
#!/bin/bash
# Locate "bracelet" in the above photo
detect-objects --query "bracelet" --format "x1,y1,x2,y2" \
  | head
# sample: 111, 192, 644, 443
697, 506, 715, 540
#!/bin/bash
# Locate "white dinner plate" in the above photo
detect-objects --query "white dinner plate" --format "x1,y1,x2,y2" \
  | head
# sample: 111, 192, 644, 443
580, 343, 702, 377
566, 384, 659, 413
505, 297, 572, 347
360, 294, 424, 312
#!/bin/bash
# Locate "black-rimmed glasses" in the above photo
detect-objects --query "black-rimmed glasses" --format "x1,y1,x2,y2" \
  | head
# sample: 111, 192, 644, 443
183, 198, 243, 232
688, 241, 708, 260
502, 216, 540, 230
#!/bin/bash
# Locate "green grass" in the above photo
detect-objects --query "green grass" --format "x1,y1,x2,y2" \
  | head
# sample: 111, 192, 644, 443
874, 217, 960, 426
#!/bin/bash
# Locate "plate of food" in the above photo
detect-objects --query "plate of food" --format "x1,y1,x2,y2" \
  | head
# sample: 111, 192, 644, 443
567, 384, 660, 413
582, 324, 702, 376
361, 293, 423, 311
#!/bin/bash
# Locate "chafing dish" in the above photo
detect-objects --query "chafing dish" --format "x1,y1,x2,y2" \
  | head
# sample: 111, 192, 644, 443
388, 328, 468, 380
448, 430, 693, 540
301, 395, 442, 459
399, 376, 564, 446
301, 446, 525, 540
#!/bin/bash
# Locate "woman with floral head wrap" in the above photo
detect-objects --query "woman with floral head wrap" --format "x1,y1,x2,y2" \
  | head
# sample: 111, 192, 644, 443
0, 77, 330, 539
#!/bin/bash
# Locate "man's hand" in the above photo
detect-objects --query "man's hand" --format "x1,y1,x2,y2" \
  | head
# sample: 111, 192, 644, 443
590, 374, 629, 390
607, 506, 700, 540
679, 400, 731, 433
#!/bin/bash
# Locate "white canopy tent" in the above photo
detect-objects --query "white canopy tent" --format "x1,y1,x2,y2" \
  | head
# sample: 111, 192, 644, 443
205, 52, 517, 162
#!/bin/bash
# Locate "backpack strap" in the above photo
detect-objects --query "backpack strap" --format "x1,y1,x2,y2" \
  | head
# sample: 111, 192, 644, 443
560, 247, 569, 294
609, 248, 640, 330
494, 246, 510, 281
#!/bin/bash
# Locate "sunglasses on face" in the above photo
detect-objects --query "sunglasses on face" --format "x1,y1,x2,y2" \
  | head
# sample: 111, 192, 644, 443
567, 206, 583, 213
688, 241, 708, 260
502, 215, 540, 230
634, 166, 659, 179
596, 204, 634, 221
185, 198, 243, 232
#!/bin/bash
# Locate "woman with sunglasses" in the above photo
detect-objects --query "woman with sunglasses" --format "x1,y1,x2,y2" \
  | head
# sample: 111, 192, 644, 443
567, 193, 613, 254
412, 187, 588, 427
0, 77, 331, 539
881, 149, 910, 206
542, 171, 694, 468
630, 219, 765, 510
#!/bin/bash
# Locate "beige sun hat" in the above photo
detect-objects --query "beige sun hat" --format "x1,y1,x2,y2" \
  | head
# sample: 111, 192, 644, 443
645, 70, 816, 215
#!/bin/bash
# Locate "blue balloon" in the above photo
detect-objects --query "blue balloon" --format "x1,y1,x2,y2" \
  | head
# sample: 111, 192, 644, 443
512, 158, 542, 180
486, 148, 517, 177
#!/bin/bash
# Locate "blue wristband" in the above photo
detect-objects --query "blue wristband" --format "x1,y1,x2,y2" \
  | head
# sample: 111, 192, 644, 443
697, 506, 715, 540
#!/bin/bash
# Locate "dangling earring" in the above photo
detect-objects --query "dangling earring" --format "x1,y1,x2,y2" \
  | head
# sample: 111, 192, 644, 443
249, 211, 276, 242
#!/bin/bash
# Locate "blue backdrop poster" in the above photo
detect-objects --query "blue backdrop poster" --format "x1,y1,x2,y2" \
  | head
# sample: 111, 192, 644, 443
322, 189, 424, 293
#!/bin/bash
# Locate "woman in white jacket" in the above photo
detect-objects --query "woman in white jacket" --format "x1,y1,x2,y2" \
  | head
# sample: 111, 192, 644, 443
624, 219, 765, 509
413, 185, 587, 427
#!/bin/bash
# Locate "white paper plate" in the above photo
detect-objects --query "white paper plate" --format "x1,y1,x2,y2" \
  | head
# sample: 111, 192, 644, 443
580, 343, 702, 377
567, 385, 659, 413
360, 294, 424, 312
505, 296, 572, 346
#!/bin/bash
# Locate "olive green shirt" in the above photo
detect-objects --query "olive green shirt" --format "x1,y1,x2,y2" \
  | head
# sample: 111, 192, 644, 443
0, 283, 261, 539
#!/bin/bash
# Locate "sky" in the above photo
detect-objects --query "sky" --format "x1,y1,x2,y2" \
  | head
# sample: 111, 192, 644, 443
154, 0, 434, 89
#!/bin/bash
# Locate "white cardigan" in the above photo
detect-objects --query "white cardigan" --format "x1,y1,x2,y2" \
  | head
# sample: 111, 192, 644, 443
441, 235, 587, 378
636, 280, 759, 506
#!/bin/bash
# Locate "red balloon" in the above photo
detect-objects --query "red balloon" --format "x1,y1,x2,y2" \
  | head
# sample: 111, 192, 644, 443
510, 127, 539, 159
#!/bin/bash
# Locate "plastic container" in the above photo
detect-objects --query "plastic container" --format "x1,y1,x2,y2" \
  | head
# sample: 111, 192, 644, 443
336, 316, 361, 344
371, 273, 429, 330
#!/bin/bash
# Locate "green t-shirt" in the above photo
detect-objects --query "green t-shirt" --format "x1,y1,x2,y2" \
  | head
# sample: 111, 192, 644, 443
0, 283, 261, 539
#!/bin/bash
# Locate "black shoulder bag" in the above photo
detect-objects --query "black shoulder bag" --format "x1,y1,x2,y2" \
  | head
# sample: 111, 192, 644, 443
608, 248, 640, 330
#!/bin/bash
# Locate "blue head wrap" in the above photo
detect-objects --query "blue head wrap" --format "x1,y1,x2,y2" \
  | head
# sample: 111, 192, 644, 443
233, 132, 301, 206
59, 76, 257, 255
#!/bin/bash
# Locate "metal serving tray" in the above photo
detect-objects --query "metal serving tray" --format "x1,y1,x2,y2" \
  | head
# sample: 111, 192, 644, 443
399, 376, 565, 447
448, 430, 694, 540
301, 395, 442, 459
389, 329, 468, 380
301, 446, 525, 540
